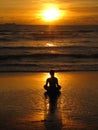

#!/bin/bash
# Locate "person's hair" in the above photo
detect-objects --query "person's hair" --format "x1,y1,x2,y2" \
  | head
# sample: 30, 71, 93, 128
50, 70, 54, 75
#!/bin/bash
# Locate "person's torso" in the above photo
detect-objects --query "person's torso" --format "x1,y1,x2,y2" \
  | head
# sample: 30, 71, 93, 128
48, 77, 57, 87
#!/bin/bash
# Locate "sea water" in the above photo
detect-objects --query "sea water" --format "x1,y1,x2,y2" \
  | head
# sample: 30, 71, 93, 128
0, 24, 98, 72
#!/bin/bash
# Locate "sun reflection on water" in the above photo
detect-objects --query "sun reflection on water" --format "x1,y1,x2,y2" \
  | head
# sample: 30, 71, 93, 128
46, 42, 56, 47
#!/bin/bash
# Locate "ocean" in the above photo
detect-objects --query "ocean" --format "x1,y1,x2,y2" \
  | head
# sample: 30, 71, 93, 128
0, 24, 98, 72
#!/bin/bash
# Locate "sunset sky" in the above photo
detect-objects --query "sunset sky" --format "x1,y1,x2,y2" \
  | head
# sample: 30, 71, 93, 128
0, 0, 98, 25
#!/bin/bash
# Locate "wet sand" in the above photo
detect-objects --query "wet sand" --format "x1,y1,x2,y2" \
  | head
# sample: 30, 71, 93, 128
0, 71, 98, 130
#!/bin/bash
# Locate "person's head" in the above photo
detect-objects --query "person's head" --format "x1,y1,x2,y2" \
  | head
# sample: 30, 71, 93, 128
49, 70, 55, 77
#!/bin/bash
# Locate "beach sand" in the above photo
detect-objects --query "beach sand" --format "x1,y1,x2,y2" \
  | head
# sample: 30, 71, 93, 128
0, 71, 98, 130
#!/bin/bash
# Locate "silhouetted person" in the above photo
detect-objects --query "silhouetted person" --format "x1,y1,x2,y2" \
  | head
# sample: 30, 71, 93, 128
44, 70, 61, 114
44, 70, 61, 93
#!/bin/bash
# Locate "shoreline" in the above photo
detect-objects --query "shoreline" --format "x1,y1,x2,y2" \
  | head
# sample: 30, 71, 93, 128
0, 70, 98, 77
0, 69, 98, 73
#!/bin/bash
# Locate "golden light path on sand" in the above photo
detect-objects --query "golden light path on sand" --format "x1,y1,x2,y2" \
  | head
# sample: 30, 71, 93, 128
0, 72, 98, 129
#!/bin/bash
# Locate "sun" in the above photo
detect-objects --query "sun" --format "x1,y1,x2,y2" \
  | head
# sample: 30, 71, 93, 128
42, 8, 60, 21
41, 5, 63, 22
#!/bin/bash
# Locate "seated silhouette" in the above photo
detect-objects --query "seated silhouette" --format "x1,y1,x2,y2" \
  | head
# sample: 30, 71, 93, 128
44, 70, 61, 94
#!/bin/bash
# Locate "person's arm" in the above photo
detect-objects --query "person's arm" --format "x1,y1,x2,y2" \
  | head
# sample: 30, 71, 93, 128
56, 78, 61, 89
45, 78, 49, 86
56, 78, 59, 86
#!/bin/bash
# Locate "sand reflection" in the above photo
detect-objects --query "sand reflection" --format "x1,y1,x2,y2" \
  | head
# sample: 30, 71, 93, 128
44, 91, 62, 130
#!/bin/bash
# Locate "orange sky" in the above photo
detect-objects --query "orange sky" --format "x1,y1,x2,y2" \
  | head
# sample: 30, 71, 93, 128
0, 0, 98, 25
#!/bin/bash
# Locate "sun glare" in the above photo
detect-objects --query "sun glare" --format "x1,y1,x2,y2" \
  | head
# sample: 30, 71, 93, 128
46, 43, 55, 47
42, 8, 60, 21
41, 5, 63, 22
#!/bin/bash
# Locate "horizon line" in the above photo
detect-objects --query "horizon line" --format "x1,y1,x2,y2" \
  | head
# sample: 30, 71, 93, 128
0, 23, 98, 26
